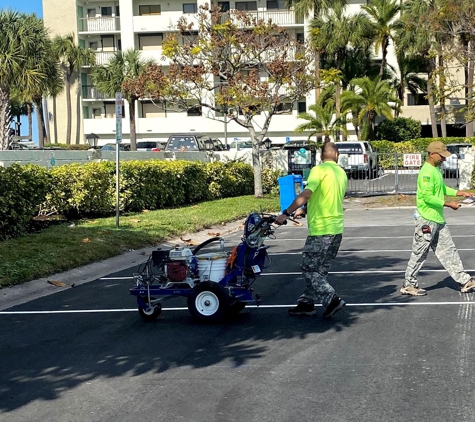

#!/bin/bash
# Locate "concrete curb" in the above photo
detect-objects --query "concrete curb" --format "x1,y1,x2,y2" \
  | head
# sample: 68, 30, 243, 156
0, 219, 246, 311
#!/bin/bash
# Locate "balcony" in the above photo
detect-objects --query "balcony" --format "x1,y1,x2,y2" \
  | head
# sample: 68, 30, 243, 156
82, 85, 111, 100
133, 13, 198, 32
94, 51, 117, 65
223, 10, 304, 26
78, 17, 121, 33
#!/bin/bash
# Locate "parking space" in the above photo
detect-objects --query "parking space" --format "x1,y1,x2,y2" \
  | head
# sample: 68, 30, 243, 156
1, 207, 475, 422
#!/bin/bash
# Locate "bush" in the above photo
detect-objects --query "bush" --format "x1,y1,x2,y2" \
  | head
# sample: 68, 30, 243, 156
376, 117, 422, 143
261, 167, 285, 195
0, 164, 51, 240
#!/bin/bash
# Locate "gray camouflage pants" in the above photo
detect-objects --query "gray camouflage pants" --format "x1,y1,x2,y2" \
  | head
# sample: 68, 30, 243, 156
404, 217, 471, 287
298, 234, 342, 307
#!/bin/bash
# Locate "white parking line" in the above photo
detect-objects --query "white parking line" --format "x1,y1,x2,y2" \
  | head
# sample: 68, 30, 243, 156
2, 301, 475, 315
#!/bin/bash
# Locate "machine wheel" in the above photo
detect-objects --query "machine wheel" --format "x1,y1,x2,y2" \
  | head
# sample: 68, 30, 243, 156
187, 282, 230, 322
138, 297, 162, 321
228, 301, 247, 315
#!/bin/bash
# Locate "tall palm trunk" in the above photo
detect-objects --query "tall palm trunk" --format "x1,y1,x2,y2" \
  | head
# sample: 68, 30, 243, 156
466, 39, 475, 137
380, 37, 389, 77
65, 73, 72, 145
438, 56, 447, 138
34, 96, 48, 147
128, 99, 137, 151
27, 103, 33, 140
43, 98, 51, 144
53, 96, 58, 143
0, 86, 12, 149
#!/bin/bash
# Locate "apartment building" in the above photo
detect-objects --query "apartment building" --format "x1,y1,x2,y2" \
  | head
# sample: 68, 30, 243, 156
42, 0, 467, 146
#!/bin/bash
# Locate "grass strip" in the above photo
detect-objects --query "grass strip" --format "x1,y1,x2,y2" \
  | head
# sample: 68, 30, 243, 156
0, 195, 279, 288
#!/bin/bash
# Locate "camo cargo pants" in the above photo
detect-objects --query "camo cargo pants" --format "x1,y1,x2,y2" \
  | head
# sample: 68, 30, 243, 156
404, 217, 471, 287
298, 234, 342, 307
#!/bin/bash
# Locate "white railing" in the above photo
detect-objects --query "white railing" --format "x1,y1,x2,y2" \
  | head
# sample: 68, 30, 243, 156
78, 17, 121, 32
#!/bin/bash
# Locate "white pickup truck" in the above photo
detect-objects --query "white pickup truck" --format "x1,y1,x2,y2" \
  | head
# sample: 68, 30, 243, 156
335, 141, 378, 179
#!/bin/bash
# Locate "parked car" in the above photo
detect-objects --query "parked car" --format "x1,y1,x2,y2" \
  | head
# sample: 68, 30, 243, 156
7, 141, 37, 150
230, 140, 253, 150
441, 143, 472, 177
100, 143, 131, 151
165, 133, 223, 152
334, 141, 378, 179
136, 141, 165, 152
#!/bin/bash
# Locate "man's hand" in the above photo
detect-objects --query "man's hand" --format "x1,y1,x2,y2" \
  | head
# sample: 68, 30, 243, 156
446, 201, 461, 210
274, 214, 288, 225
457, 190, 473, 198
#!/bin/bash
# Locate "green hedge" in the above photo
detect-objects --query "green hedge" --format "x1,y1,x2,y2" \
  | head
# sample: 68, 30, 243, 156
0, 160, 255, 239
0, 164, 51, 240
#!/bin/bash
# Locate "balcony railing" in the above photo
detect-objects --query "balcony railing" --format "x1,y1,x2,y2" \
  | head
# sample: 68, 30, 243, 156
94, 51, 117, 65
78, 17, 121, 32
220, 10, 304, 26
82, 85, 110, 100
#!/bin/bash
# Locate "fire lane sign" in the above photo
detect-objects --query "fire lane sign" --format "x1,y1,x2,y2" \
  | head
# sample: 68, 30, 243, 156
403, 153, 422, 167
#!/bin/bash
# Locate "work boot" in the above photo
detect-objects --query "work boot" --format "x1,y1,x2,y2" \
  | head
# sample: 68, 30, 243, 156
322, 294, 346, 319
461, 279, 475, 293
288, 302, 316, 316
400, 285, 427, 296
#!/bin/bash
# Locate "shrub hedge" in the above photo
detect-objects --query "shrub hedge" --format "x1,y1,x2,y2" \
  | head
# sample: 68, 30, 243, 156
0, 160, 256, 241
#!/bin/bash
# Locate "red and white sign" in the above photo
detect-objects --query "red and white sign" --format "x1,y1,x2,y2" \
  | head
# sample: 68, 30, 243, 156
403, 153, 422, 167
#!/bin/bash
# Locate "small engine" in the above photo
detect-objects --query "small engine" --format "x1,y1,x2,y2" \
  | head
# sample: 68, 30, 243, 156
165, 246, 194, 283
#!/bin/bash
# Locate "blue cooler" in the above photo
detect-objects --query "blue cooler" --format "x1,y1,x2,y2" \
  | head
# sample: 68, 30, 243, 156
278, 174, 303, 212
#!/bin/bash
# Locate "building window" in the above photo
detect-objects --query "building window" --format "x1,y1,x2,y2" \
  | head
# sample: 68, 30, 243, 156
139, 5, 161, 15
138, 33, 163, 50
235, 1, 257, 11
276, 102, 292, 113
181, 31, 198, 46
266, 0, 286, 9
298, 101, 306, 113
101, 7, 112, 16
407, 93, 429, 106
141, 101, 165, 118
183, 3, 197, 13
218, 1, 230, 12
187, 105, 202, 116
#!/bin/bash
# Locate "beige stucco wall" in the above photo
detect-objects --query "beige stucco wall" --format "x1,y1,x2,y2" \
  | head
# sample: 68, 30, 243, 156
43, 0, 84, 144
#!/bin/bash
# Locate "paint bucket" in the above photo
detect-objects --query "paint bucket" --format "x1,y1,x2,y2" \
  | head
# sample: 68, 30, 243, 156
196, 252, 228, 282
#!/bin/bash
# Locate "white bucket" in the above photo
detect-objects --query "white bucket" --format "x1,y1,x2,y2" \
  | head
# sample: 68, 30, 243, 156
197, 252, 228, 282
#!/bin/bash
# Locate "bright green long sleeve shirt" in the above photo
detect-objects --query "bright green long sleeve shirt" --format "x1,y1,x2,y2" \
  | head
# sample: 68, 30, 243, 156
417, 162, 457, 224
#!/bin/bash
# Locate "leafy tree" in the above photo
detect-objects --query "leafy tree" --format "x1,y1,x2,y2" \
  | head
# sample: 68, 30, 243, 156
0, 11, 49, 149
361, 0, 401, 77
144, 6, 316, 197
53, 33, 95, 145
92, 50, 155, 151
341, 76, 400, 140
377, 117, 422, 142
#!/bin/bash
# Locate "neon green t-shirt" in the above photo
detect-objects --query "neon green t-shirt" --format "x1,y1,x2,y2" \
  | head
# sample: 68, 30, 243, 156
417, 162, 457, 224
305, 161, 348, 236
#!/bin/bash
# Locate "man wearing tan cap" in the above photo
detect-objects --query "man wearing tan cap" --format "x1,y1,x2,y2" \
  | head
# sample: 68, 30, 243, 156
402, 141, 475, 296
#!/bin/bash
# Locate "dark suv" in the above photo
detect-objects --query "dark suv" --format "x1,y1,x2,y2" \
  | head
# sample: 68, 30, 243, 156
165, 133, 228, 152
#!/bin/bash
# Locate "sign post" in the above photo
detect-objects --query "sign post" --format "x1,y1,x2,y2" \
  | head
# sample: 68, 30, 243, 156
115, 92, 123, 228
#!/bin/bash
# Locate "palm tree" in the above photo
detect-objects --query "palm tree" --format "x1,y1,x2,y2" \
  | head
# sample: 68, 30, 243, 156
361, 0, 401, 77
341, 76, 401, 140
286, 0, 347, 101
295, 101, 340, 143
395, 0, 439, 137
310, 4, 374, 138
53, 33, 95, 145
0, 11, 48, 149
92, 50, 155, 151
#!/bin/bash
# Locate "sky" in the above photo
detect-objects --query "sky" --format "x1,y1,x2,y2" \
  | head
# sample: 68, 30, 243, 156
0, 0, 43, 143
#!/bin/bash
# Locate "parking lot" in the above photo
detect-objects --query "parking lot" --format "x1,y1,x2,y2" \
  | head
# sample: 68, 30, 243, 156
1, 206, 475, 422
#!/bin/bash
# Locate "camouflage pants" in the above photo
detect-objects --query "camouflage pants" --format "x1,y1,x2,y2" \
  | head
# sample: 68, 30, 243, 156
298, 234, 342, 307
404, 217, 471, 287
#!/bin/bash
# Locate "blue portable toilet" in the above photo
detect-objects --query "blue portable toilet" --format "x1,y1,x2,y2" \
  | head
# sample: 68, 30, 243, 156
278, 174, 303, 212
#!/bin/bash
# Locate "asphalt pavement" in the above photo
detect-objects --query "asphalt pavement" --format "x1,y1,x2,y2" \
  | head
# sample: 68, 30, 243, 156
1, 205, 475, 422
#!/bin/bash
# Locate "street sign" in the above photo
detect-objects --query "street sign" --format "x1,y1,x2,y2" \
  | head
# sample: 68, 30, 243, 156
286, 136, 290, 143
403, 153, 422, 167
115, 92, 123, 144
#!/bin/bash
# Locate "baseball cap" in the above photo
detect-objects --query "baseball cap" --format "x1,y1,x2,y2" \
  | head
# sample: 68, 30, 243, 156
427, 141, 451, 157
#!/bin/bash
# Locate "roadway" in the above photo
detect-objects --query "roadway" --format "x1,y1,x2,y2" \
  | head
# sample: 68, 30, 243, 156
1, 207, 475, 422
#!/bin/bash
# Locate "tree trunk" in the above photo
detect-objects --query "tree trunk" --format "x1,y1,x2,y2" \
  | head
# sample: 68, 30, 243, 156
248, 126, 263, 197
27, 103, 33, 141
128, 99, 137, 151
426, 62, 439, 138
65, 74, 72, 145
466, 39, 475, 137
380, 38, 389, 78
34, 97, 48, 148
0, 86, 12, 150
438, 56, 447, 138
43, 97, 51, 145
53, 97, 58, 143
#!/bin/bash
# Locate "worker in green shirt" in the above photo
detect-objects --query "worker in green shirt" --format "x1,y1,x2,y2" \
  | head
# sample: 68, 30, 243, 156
402, 141, 475, 296
275, 142, 348, 318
